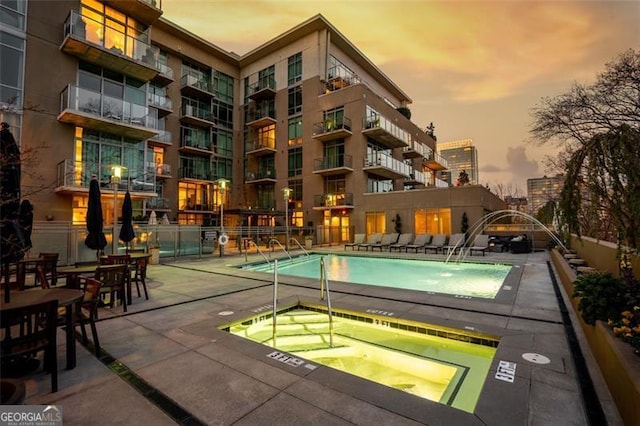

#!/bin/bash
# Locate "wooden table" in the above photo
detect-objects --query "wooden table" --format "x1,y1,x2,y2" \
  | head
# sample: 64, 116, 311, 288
1, 288, 84, 369
58, 263, 122, 289
99, 253, 151, 303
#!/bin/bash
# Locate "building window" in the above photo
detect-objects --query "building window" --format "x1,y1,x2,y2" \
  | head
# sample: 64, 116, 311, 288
288, 86, 302, 116
212, 99, 233, 129
366, 177, 392, 193
287, 52, 302, 86
325, 175, 346, 198
365, 211, 386, 235
288, 117, 302, 146
80, 0, 145, 58
291, 211, 304, 228
414, 208, 451, 235
288, 147, 302, 177
211, 156, 232, 181
179, 155, 211, 180
213, 71, 234, 103
212, 129, 233, 157
0, 31, 24, 110
0, 0, 26, 29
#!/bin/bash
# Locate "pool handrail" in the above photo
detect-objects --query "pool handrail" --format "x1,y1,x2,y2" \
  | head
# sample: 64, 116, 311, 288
288, 237, 310, 257
319, 257, 334, 348
268, 238, 293, 261
247, 241, 270, 265
272, 259, 278, 347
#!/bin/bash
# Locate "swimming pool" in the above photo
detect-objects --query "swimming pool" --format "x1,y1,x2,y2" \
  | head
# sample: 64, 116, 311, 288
222, 304, 498, 413
242, 254, 512, 299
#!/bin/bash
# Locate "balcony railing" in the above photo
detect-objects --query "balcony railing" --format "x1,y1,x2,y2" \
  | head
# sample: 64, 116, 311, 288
59, 84, 158, 139
363, 153, 411, 179
148, 129, 172, 146
180, 103, 214, 126
362, 112, 410, 148
179, 168, 213, 181
246, 106, 276, 128
146, 197, 170, 210
55, 159, 156, 194
146, 162, 171, 177
313, 193, 354, 208
312, 116, 352, 141
245, 137, 276, 155
424, 151, 448, 171
181, 74, 214, 98
154, 62, 173, 83
180, 135, 211, 152
313, 154, 353, 174
62, 10, 159, 80
247, 75, 276, 101
245, 168, 276, 182
404, 170, 426, 185
148, 93, 172, 113
402, 139, 429, 159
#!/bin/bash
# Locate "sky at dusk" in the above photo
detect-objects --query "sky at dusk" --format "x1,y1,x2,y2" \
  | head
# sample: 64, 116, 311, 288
160, 0, 640, 191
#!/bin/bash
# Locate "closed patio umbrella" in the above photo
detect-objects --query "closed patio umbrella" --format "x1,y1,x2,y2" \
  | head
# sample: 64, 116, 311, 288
84, 176, 107, 257
118, 190, 135, 247
1, 122, 26, 302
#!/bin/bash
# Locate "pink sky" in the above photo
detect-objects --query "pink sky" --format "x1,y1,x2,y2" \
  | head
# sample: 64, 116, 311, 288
161, 0, 640, 191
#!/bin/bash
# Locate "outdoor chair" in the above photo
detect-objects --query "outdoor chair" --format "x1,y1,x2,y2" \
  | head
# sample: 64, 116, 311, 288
443, 233, 466, 255
94, 264, 128, 312
357, 233, 382, 251
344, 234, 365, 251
131, 256, 149, 300
33, 253, 58, 287
389, 233, 414, 252
424, 234, 447, 253
0, 300, 58, 392
405, 234, 432, 253
370, 233, 399, 251
469, 234, 490, 256
77, 277, 102, 355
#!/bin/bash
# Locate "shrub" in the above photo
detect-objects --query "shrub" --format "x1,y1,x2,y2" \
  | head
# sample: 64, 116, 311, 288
572, 272, 627, 325
609, 306, 640, 355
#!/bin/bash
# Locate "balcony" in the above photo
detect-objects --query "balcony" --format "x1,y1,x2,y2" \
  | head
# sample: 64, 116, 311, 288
148, 129, 172, 147
404, 170, 426, 186
402, 140, 428, 159
423, 151, 448, 171
55, 159, 156, 196
146, 162, 171, 179
146, 196, 170, 211
147, 93, 172, 117
245, 137, 276, 156
181, 202, 214, 212
313, 193, 354, 209
61, 10, 159, 81
153, 63, 174, 85
246, 106, 276, 128
247, 77, 276, 101
180, 74, 214, 99
363, 154, 411, 180
58, 84, 158, 140
179, 168, 213, 181
362, 114, 409, 149
102, 0, 163, 27
312, 117, 352, 142
313, 155, 354, 176
179, 136, 212, 155
245, 168, 276, 184
180, 104, 214, 127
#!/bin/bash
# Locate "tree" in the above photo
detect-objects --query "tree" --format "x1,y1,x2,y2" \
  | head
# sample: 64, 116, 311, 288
530, 49, 640, 251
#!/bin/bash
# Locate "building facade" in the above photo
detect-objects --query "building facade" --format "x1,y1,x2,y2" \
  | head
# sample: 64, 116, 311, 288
8, 0, 505, 246
436, 139, 478, 186
527, 175, 563, 215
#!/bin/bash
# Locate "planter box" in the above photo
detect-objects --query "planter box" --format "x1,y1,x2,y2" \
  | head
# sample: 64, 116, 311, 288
551, 250, 640, 425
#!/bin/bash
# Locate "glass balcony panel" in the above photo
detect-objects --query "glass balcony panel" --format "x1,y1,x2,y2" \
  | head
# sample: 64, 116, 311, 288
56, 159, 156, 194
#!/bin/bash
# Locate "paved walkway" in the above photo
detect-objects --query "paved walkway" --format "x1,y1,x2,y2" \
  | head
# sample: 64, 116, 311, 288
17, 247, 623, 425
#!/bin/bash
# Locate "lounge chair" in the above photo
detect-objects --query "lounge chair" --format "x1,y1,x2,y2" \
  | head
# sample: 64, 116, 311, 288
389, 233, 413, 252
405, 234, 432, 253
469, 234, 490, 256
357, 233, 382, 251
345, 234, 365, 251
424, 234, 447, 253
443, 233, 466, 255
370, 233, 399, 251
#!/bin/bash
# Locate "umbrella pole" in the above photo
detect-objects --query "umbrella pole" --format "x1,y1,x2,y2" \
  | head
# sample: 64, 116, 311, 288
3, 261, 10, 303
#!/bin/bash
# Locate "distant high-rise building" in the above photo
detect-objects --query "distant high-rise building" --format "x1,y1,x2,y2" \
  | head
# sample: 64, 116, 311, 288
437, 139, 478, 185
527, 175, 564, 215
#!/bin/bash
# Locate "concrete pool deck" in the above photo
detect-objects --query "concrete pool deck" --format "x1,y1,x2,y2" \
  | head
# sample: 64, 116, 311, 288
17, 247, 624, 425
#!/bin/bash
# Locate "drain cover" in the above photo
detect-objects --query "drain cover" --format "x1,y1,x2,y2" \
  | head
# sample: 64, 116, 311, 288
522, 353, 550, 364
218, 311, 235, 316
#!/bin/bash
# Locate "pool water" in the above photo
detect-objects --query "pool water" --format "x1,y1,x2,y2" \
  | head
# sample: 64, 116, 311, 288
242, 254, 511, 299
224, 307, 498, 413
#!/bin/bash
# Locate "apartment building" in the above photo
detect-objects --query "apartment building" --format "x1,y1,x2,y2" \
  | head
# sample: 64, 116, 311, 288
7, 0, 504, 245
527, 175, 564, 215
437, 139, 479, 186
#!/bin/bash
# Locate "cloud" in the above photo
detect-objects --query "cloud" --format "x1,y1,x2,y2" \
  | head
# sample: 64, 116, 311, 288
506, 146, 539, 177
480, 164, 505, 173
